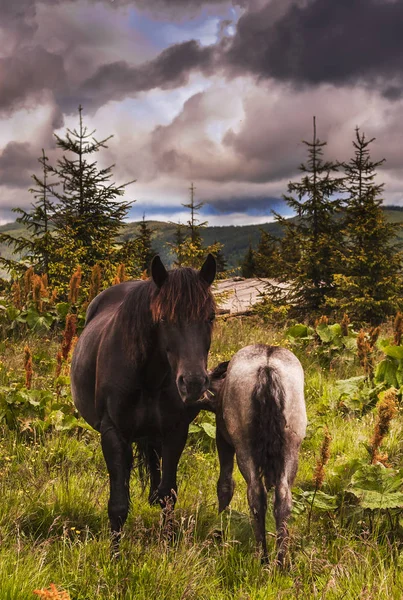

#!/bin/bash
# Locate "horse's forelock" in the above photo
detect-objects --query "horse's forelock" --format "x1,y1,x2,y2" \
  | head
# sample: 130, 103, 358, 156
150, 267, 215, 323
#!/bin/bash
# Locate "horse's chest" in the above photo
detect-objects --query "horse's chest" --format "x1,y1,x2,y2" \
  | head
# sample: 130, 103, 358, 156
112, 390, 182, 440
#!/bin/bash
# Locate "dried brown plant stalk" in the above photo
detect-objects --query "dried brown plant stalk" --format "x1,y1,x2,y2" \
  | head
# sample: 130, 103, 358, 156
340, 313, 350, 336
61, 314, 77, 360
313, 427, 332, 490
370, 388, 398, 465
88, 264, 102, 302
12, 281, 22, 309
357, 328, 379, 378
33, 583, 71, 599
113, 263, 126, 285
24, 345, 33, 389
32, 274, 44, 312
24, 266, 34, 300
315, 315, 328, 328
394, 312, 403, 346
68, 266, 82, 304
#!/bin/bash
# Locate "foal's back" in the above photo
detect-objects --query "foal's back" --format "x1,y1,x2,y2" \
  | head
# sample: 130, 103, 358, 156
221, 344, 306, 443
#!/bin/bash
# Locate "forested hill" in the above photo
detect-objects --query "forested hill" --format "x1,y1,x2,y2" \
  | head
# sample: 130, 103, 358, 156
1, 206, 403, 271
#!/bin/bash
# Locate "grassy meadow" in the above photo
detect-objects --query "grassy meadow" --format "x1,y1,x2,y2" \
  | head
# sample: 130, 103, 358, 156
0, 317, 403, 599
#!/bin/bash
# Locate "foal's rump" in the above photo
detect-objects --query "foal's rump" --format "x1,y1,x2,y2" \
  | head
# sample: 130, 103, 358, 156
221, 345, 306, 485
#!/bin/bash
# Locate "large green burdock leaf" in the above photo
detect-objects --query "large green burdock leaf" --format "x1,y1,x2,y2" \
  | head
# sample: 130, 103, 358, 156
382, 345, 403, 360
316, 323, 343, 344
301, 490, 339, 511
26, 308, 54, 331
375, 359, 398, 388
286, 324, 314, 340
348, 464, 403, 509
336, 376, 366, 397
200, 422, 216, 438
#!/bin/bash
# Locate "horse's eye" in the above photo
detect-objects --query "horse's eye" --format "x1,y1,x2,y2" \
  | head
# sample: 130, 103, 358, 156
209, 313, 216, 323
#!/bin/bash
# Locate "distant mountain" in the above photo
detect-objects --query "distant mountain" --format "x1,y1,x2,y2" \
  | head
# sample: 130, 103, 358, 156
1, 206, 403, 275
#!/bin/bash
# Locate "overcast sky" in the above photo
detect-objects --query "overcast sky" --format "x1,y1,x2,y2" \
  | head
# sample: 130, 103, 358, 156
1, 0, 403, 226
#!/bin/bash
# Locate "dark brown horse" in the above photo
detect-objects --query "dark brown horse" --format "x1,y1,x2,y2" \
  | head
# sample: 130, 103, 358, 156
71, 255, 216, 551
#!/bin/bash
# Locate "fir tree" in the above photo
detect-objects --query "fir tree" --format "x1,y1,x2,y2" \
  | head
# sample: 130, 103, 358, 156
182, 182, 207, 245
274, 117, 343, 315
241, 242, 256, 278
169, 183, 222, 268
213, 243, 227, 275
329, 128, 402, 324
0, 150, 57, 276
168, 222, 187, 267
48, 105, 135, 276
137, 215, 156, 274
254, 230, 281, 278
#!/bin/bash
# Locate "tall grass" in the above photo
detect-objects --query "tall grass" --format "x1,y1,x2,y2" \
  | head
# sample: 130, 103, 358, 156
0, 318, 402, 598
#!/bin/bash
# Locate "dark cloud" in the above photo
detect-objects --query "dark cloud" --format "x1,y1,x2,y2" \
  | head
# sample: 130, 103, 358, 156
0, 142, 38, 188
0, 46, 66, 113
79, 40, 216, 110
225, 0, 403, 92
0, 0, 38, 47
204, 195, 288, 214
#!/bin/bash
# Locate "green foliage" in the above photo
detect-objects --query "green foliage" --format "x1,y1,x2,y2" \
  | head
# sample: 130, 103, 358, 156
284, 317, 357, 367
253, 230, 281, 278
240, 242, 256, 278
0, 319, 402, 598
168, 183, 224, 269
271, 117, 344, 315
328, 128, 403, 324
375, 339, 403, 391
348, 464, 403, 510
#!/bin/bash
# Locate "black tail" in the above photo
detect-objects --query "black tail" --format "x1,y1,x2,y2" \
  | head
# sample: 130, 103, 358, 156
253, 366, 286, 489
133, 440, 155, 492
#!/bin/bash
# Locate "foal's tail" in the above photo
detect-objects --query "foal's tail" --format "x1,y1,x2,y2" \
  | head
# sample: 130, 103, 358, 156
253, 366, 286, 489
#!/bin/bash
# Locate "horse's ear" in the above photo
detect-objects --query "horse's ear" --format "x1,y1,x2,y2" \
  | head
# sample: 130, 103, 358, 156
151, 255, 168, 288
199, 253, 216, 286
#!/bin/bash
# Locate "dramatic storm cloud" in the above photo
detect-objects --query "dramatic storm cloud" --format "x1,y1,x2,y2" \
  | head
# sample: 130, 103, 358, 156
0, 0, 403, 225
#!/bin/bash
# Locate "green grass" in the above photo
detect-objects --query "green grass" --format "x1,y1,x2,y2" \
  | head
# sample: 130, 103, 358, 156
0, 319, 402, 598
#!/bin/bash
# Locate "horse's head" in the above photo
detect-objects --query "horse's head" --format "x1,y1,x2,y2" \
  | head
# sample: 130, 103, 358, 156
151, 254, 216, 404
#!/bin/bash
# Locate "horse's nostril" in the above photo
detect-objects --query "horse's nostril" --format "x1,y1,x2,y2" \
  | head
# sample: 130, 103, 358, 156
178, 375, 185, 388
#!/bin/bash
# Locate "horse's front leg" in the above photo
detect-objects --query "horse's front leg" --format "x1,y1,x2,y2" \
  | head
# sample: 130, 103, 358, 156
100, 417, 133, 556
157, 424, 188, 510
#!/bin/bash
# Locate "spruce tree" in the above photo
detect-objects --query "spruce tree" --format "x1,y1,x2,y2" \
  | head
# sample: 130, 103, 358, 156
137, 215, 156, 274
169, 183, 222, 268
330, 128, 402, 324
182, 182, 207, 245
168, 223, 187, 267
48, 105, 135, 277
273, 117, 343, 315
254, 230, 281, 278
213, 243, 227, 275
0, 150, 56, 276
241, 242, 256, 278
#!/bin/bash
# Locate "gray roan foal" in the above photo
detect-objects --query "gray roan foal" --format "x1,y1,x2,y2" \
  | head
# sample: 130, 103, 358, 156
209, 344, 306, 565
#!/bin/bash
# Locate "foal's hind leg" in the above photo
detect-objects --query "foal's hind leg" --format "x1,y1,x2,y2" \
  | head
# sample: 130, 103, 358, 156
216, 428, 235, 512
237, 454, 268, 563
100, 418, 133, 556
274, 438, 300, 567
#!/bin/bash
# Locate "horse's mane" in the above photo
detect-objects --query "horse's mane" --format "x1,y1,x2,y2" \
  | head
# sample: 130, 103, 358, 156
119, 267, 216, 364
